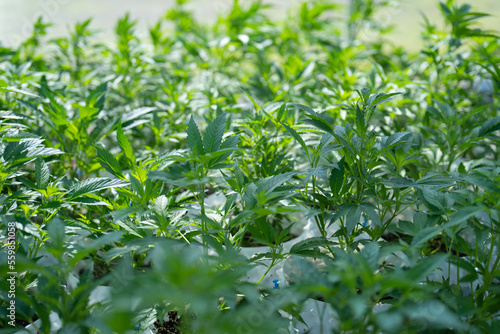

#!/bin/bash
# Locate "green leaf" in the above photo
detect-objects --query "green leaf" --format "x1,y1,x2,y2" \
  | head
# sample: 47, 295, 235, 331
460, 174, 500, 193
458, 162, 466, 174
117, 122, 136, 165
78, 106, 99, 121
112, 206, 141, 222
448, 255, 477, 280
407, 253, 449, 281
433, 99, 454, 120
360, 241, 379, 271
378, 132, 413, 154
46, 219, 66, 256
0, 85, 40, 98
367, 92, 401, 109
68, 178, 129, 199
86, 81, 108, 110
1, 137, 63, 167
224, 193, 238, 215
401, 300, 466, 330
280, 121, 309, 160
447, 206, 483, 228
148, 171, 210, 187
417, 188, 446, 212
292, 103, 334, 134
121, 107, 156, 123
234, 163, 245, 191
479, 116, 500, 136
346, 205, 362, 234
256, 172, 298, 194
187, 116, 205, 155
67, 197, 110, 206
355, 104, 365, 134
35, 157, 49, 189
243, 183, 258, 209
69, 231, 123, 266
209, 134, 239, 167
153, 195, 169, 219
329, 156, 345, 196
360, 203, 381, 226
203, 113, 226, 153
289, 237, 334, 255
410, 226, 443, 249
95, 145, 123, 179
291, 103, 322, 119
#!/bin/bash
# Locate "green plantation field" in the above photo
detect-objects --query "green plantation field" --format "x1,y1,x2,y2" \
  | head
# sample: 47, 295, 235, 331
1, 0, 500, 333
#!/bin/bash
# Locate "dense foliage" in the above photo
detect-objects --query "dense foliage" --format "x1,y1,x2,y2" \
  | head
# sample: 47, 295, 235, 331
1, 0, 499, 333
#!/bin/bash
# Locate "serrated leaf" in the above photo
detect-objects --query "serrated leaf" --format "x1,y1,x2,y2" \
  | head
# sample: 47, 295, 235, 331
447, 206, 483, 228
86, 81, 108, 110
292, 103, 334, 134
407, 253, 449, 281
415, 174, 454, 188
234, 163, 245, 191
479, 116, 500, 136
368, 92, 401, 109
306, 166, 328, 183
112, 206, 141, 222
355, 104, 365, 133
67, 197, 110, 206
69, 231, 123, 266
153, 195, 169, 219
291, 103, 322, 119
434, 99, 454, 120
289, 237, 334, 254
224, 193, 238, 215
360, 241, 379, 271
280, 121, 309, 159
334, 125, 358, 153
0, 86, 40, 98
187, 116, 205, 155
417, 188, 446, 212
458, 162, 466, 174
378, 132, 413, 153
243, 183, 258, 209
95, 145, 123, 179
256, 171, 298, 194
303, 117, 335, 135
35, 157, 49, 189
329, 156, 345, 196
360, 203, 381, 226
329, 203, 351, 227
117, 122, 136, 165
2, 137, 63, 167
121, 107, 156, 123
39, 201, 63, 209
68, 178, 129, 199
460, 174, 500, 193
210, 134, 239, 167
410, 226, 443, 249
401, 300, 466, 330
47, 219, 65, 256
346, 205, 362, 234
203, 113, 226, 153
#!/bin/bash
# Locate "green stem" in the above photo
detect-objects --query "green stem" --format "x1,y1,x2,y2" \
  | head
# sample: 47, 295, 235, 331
257, 257, 276, 284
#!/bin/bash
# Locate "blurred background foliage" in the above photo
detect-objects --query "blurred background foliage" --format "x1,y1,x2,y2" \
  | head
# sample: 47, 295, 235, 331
1, 0, 499, 51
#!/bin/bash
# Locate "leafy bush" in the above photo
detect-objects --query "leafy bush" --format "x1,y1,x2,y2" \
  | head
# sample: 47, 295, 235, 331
1, 0, 499, 333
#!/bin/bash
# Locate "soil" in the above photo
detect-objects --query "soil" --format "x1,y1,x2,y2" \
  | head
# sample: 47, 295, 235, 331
154, 311, 182, 334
